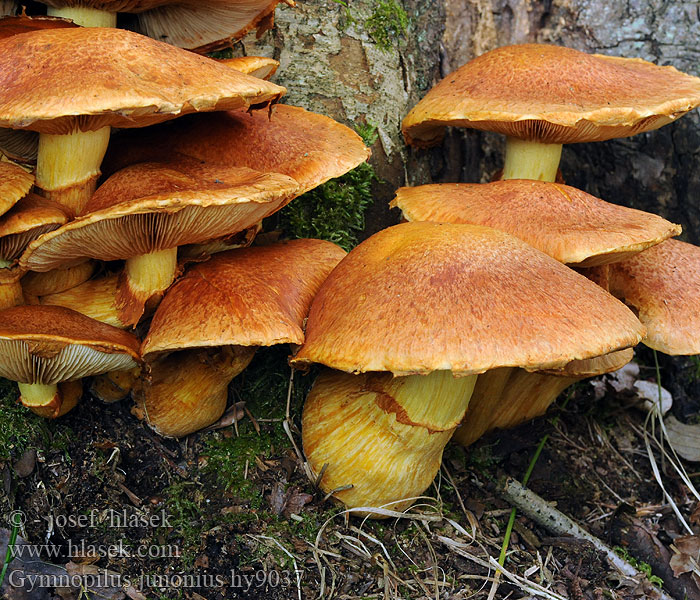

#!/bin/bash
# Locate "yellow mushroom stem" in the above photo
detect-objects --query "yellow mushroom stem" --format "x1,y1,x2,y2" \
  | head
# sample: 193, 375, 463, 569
502, 137, 563, 182
41, 273, 124, 328
132, 346, 257, 438
36, 126, 111, 218
46, 6, 117, 27
0, 267, 23, 309
91, 367, 142, 403
302, 369, 477, 517
19, 380, 82, 418
116, 247, 179, 327
452, 367, 577, 448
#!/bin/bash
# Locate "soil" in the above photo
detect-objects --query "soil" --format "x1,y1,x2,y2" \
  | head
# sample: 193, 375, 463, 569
2, 348, 700, 600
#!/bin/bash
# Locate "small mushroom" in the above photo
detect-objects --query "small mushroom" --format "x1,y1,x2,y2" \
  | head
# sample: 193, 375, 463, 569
0, 304, 141, 417
135, 238, 346, 437
609, 239, 700, 355
102, 104, 371, 195
0, 161, 33, 218
21, 261, 97, 299
402, 44, 700, 182
216, 56, 280, 80
21, 160, 300, 326
291, 222, 644, 514
0, 193, 67, 309
35, 0, 292, 51
392, 180, 681, 267
0, 27, 285, 216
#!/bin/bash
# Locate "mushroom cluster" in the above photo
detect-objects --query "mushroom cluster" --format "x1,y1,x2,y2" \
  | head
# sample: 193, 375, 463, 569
292, 43, 700, 517
396, 45, 700, 457
0, 12, 370, 427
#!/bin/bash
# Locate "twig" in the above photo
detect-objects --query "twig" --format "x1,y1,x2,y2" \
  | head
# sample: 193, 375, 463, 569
499, 477, 676, 600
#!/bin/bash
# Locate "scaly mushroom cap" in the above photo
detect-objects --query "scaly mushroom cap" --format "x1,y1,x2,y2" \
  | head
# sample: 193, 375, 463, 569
391, 180, 681, 267
610, 239, 700, 355
19, 160, 299, 272
403, 44, 700, 147
0, 27, 285, 135
0, 13, 77, 39
142, 238, 346, 356
0, 194, 67, 262
103, 104, 370, 194
0, 161, 33, 217
0, 304, 140, 384
292, 222, 644, 376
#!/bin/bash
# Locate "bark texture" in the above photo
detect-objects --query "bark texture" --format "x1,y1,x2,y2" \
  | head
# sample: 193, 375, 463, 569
244, 0, 700, 242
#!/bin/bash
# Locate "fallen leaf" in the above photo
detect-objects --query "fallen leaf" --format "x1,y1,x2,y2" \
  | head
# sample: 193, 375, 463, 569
664, 417, 700, 462
670, 535, 700, 577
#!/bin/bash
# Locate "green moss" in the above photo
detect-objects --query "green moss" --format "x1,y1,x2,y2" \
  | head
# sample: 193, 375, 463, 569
366, 0, 409, 51
0, 378, 72, 462
278, 126, 377, 251
613, 546, 664, 587
207, 48, 235, 59
163, 481, 203, 567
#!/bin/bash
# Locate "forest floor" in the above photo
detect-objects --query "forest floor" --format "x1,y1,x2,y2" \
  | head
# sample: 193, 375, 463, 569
2, 346, 700, 600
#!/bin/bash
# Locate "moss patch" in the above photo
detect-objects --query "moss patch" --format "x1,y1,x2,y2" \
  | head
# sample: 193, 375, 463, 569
366, 0, 409, 51
279, 124, 377, 251
0, 378, 72, 463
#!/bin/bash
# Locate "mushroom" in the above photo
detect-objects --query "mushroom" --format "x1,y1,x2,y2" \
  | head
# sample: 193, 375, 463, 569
20, 160, 300, 326
39, 273, 124, 328
215, 56, 280, 80
21, 261, 97, 300
0, 161, 33, 219
452, 348, 633, 447
135, 238, 346, 437
102, 103, 371, 195
34, 0, 291, 51
291, 222, 644, 513
609, 239, 700, 355
0, 27, 285, 216
0, 2, 15, 16
391, 180, 681, 267
402, 44, 700, 182
0, 304, 141, 417
0, 193, 67, 308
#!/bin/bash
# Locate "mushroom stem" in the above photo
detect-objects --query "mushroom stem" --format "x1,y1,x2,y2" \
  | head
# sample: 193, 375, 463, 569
302, 369, 477, 516
18, 382, 60, 415
117, 247, 179, 327
41, 273, 125, 328
45, 6, 117, 27
133, 346, 257, 438
452, 368, 576, 448
36, 126, 111, 218
502, 137, 562, 182
19, 380, 81, 418
0, 268, 23, 309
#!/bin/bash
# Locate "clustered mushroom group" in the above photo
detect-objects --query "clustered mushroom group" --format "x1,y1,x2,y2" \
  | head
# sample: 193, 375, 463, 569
0, 7, 368, 429
2, 10, 700, 520
297, 44, 700, 515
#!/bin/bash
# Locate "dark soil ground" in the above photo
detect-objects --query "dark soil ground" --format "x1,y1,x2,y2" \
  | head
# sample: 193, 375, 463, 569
2, 347, 700, 600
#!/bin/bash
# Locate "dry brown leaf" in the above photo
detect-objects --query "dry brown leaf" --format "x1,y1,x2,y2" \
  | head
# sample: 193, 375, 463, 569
664, 416, 700, 462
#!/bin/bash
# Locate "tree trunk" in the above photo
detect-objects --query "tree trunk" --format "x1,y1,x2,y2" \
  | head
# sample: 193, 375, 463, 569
245, 0, 700, 242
